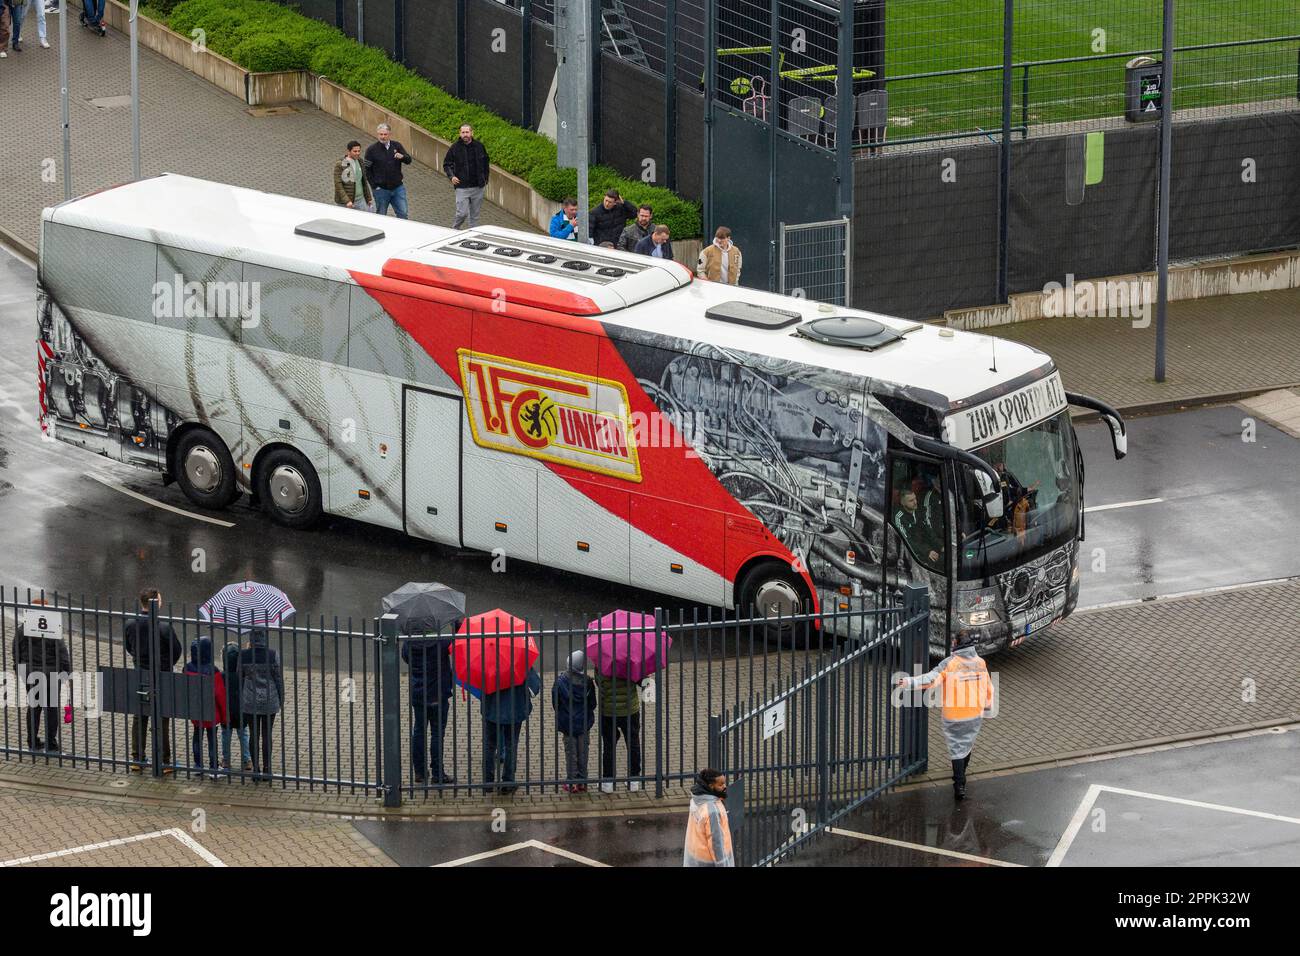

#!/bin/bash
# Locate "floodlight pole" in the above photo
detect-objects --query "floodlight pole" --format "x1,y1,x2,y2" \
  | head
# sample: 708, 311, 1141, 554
1154, 0, 1175, 383
131, 0, 141, 181
59, 0, 71, 199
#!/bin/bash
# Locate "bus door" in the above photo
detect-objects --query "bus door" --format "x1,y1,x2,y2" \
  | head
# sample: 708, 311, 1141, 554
403, 387, 463, 546
884, 450, 951, 639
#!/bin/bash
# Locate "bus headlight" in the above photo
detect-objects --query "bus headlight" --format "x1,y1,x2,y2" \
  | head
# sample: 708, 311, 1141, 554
961, 609, 996, 627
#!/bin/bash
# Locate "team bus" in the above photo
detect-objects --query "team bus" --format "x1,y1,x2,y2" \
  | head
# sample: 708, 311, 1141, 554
35, 175, 1126, 655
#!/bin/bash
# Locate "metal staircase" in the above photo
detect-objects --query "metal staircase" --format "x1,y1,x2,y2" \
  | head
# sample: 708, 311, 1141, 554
599, 0, 650, 70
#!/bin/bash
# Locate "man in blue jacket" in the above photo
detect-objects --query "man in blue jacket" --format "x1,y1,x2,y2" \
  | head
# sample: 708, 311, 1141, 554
633, 224, 674, 260
401, 623, 457, 785
480, 666, 542, 795
549, 198, 579, 240
551, 651, 597, 791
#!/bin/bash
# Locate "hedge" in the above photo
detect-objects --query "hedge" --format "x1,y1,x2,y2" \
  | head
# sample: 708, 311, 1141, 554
151, 0, 702, 237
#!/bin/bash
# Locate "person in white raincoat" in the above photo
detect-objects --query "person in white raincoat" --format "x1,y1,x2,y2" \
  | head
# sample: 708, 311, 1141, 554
683, 769, 734, 866
896, 631, 994, 801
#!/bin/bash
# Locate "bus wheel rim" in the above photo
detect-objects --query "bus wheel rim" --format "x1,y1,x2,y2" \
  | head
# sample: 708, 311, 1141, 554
755, 579, 800, 619
269, 465, 308, 514
184, 445, 222, 494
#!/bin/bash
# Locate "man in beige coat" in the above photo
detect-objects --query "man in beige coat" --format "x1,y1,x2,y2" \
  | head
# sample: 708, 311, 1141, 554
697, 226, 743, 285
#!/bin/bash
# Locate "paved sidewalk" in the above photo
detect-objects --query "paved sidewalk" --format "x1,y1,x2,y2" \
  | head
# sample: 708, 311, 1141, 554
0, 15, 531, 252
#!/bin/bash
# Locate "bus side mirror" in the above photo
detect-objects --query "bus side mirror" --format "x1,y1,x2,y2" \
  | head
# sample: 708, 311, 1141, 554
1104, 414, 1127, 460
973, 471, 1004, 520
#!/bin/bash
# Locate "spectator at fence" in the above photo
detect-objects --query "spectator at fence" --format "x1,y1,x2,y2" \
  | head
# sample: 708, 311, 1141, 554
221, 639, 252, 773
549, 197, 579, 241
12, 600, 71, 753
184, 638, 226, 777
402, 628, 456, 785
365, 123, 412, 219
895, 629, 994, 801
697, 227, 743, 285
634, 224, 674, 260
589, 189, 637, 247
124, 588, 183, 773
334, 140, 374, 211
16, 0, 47, 49
595, 666, 643, 793
79, 0, 105, 36
238, 627, 284, 780
683, 768, 734, 867
551, 651, 597, 792
443, 123, 490, 230
480, 664, 542, 796
617, 204, 653, 252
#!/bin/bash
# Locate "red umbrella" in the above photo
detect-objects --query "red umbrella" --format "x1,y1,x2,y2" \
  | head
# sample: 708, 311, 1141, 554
451, 609, 539, 698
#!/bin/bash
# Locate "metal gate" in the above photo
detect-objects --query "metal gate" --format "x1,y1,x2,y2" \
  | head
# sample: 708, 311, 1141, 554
716, 584, 929, 866
779, 217, 852, 306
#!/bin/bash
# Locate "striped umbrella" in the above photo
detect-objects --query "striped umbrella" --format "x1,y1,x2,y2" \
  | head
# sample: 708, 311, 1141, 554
199, 581, 295, 630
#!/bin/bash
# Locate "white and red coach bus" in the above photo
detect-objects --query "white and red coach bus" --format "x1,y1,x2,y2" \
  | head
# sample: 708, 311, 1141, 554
36, 175, 1125, 654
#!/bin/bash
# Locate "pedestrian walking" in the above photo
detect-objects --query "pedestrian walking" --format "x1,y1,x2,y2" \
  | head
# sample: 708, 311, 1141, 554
551, 651, 597, 792
334, 140, 374, 211
633, 224, 674, 260
365, 123, 412, 219
12, 601, 71, 753
238, 627, 284, 780
479, 664, 541, 795
696, 226, 743, 285
0, 1, 11, 56
683, 769, 734, 867
895, 630, 994, 800
548, 197, 579, 240
588, 189, 637, 247
123, 588, 183, 773
443, 122, 490, 230
595, 665, 642, 792
4, 0, 24, 51
23, 0, 48, 48
78, 0, 105, 36
402, 628, 456, 785
221, 638, 253, 772
183, 638, 226, 777
617, 204, 653, 252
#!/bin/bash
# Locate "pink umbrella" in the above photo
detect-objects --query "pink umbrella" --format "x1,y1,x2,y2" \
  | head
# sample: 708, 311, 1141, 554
584, 610, 672, 682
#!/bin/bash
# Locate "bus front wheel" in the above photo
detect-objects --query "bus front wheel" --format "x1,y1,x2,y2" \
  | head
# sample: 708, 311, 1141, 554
736, 562, 811, 645
174, 428, 238, 510
257, 447, 322, 530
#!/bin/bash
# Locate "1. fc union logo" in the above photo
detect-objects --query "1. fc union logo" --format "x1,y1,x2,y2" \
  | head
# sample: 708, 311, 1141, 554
457, 349, 642, 481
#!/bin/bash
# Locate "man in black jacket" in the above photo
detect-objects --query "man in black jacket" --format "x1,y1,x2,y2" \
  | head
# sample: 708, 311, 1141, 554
123, 587, 183, 771
442, 123, 491, 230
365, 123, 413, 219
589, 189, 638, 247
12, 603, 72, 752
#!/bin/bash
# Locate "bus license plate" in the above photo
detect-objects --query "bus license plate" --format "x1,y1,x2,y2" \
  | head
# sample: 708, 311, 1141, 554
1023, 607, 1054, 636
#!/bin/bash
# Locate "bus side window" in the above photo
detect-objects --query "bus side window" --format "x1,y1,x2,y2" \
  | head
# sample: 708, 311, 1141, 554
154, 245, 245, 341
242, 264, 349, 363
346, 286, 457, 387
43, 223, 157, 324
889, 458, 946, 574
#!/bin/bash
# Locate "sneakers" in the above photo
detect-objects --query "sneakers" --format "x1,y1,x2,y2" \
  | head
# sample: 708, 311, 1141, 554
128, 761, 145, 773
161, 766, 175, 776
41, 39, 50, 48
561, 783, 574, 793
953, 783, 966, 801
600, 782, 615, 794
629, 781, 642, 792
0, 52, 7, 59
12, 42, 21, 52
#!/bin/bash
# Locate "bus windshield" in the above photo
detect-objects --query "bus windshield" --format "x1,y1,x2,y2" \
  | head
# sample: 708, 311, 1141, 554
958, 411, 1078, 579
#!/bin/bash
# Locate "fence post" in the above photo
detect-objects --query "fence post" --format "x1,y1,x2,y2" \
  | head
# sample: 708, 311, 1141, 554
654, 606, 665, 799
455, 0, 467, 99
148, 598, 162, 778
816, 668, 829, 824
521, 0, 534, 128
379, 613, 402, 808
996, 0, 1013, 303
900, 584, 929, 774
664, 0, 677, 190
707, 713, 721, 770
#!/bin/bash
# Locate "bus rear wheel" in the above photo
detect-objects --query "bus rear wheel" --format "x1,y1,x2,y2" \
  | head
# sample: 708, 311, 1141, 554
174, 428, 238, 510
736, 562, 812, 646
257, 448, 322, 530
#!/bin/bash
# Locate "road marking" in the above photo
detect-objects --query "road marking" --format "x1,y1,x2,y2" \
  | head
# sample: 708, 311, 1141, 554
0, 828, 226, 867
1078, 574, 1299, 612
827, 826, 1024, 867
1084, 497, 1164, 513
433, 838, 608, 868
1047, 784, 1300, 867
85, 471, 235, 528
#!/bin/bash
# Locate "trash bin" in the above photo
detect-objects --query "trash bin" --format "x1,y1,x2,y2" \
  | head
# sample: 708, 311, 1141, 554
1125, 55, 1163, 122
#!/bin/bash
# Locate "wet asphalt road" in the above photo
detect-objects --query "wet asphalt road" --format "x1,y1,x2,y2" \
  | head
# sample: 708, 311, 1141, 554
352, 727, 1300, 866
3, 245, 1299, 622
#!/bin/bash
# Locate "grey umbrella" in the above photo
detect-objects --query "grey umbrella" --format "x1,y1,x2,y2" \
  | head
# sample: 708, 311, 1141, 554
380, 582, 467, 635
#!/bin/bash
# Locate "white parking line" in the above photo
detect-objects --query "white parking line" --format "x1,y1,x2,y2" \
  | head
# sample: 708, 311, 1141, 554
1084, 497, 1164, 513
85, 472, 235, 528
433, 839, 608, 868
826, 826, 1024, 867
0, 828, 226, 867
1047, 784, 1300, 867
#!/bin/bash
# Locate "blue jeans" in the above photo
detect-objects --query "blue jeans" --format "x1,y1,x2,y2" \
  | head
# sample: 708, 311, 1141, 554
372, 184, 408, 219
10, 0, 25, 42
82, 0, 104, 26
410, 701, 450, 781
482, 719, 522, 786
191, 725, 218, 769
221, 721, 251, 767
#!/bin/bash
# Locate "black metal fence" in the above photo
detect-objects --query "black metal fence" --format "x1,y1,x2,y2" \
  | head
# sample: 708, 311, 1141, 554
1, 585, 928, 812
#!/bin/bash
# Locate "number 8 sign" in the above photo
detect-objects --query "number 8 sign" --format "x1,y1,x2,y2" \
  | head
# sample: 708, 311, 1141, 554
21, 607, 65, 640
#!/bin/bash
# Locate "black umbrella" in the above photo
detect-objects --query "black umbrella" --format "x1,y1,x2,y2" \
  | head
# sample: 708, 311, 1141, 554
380, 582, 466, 635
